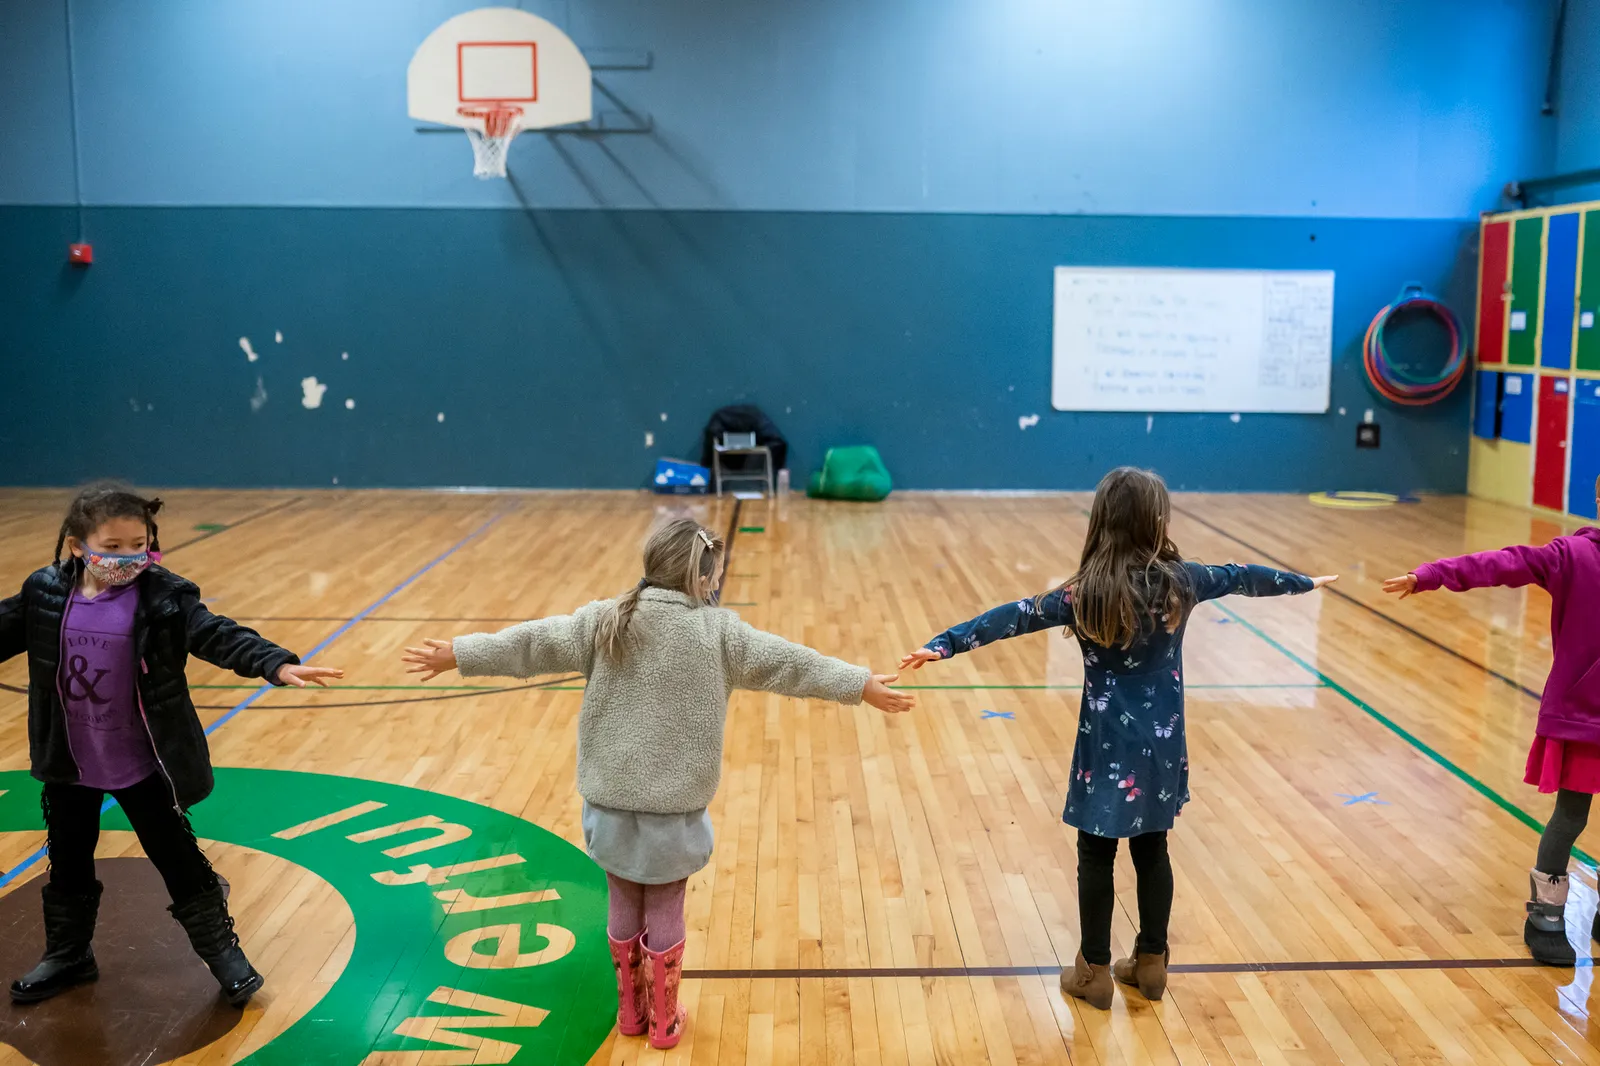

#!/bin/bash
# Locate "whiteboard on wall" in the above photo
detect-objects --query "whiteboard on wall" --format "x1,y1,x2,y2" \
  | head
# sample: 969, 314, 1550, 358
1051, 267, 1334, 413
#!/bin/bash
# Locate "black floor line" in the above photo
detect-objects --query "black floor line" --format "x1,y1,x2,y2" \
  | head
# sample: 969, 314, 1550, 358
162, 496, 305, 554
206, 616, 532, 623
194, 674, 585, 710
683, 956, 1566, 980
720, 498, 744, 594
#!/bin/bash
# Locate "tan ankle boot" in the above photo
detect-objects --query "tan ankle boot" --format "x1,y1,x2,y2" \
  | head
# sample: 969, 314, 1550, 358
1112, 947, 1169, 1000
1059, 952, 1113, 1010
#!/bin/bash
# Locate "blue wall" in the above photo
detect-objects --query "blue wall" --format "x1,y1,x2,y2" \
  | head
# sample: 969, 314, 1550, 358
1554, 0, 1600, 203
0, 206, 1475, 490
0, 0, 1555, 216
0, 1, 1558, 490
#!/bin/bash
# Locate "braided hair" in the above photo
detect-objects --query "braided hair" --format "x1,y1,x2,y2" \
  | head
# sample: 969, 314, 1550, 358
54, 482, 164, 567
596, 518, 725, 659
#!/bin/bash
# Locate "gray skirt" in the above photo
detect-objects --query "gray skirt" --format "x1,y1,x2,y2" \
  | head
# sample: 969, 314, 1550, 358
581, 801, 715, 885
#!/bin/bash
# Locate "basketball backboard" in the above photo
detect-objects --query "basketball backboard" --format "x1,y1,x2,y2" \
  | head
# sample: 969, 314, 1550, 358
408, 8, 592, 132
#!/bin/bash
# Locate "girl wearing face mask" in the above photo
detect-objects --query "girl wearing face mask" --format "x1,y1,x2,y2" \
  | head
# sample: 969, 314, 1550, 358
0, 483, 342, 1007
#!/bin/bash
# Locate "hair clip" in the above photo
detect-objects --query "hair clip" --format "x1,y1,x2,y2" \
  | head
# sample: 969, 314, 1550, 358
698, 529, 716, 550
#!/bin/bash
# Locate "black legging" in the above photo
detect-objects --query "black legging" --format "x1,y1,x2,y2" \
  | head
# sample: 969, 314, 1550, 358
1536, 788, 1593, 876
43, 774, 218, 903
1077, 829, 1172, 966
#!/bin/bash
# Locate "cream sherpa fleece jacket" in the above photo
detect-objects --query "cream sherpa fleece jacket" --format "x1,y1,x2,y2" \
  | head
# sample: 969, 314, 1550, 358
453, 589, 869, 813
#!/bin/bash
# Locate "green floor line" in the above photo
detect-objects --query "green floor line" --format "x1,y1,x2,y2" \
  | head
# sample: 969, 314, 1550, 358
191, 681, 1324, 693
205, 685, 591, 696
1212, 600, 1596, 867
897, 683, 1328, 691
194, 683, 550, 691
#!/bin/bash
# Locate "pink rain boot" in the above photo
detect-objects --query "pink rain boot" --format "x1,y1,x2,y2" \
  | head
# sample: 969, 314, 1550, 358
608, 932, 648, 1036
643, 937, 688, 1050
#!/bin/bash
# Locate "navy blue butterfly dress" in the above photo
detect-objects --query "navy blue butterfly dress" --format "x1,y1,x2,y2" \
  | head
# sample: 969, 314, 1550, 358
924, 563, 1313, 838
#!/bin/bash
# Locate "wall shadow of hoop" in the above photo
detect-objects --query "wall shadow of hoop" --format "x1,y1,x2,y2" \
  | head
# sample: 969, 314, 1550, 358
0, 858, 242, 1066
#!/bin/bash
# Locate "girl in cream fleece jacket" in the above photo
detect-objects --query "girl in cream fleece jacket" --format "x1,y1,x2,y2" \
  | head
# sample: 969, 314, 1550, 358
401, 518, 912, 1049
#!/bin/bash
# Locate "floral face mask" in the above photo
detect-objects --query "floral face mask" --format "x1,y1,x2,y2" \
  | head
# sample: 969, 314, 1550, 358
81, 548, 153, 586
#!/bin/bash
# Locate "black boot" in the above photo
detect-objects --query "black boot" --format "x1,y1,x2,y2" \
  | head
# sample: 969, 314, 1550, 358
1525, 871, 1576, 967
168, 885, 263, 1006
11, 881, 102, 1004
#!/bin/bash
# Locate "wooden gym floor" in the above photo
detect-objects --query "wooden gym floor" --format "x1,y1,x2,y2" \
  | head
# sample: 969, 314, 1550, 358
0, 487, 1596, 1065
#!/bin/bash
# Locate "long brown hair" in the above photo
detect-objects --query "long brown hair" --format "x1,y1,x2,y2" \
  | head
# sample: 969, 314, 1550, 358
1044, 467, 1192, 648
595, 518, 726, 659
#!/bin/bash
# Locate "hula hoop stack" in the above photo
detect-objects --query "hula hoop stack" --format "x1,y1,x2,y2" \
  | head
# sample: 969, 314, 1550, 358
1363, 285, 1467, 405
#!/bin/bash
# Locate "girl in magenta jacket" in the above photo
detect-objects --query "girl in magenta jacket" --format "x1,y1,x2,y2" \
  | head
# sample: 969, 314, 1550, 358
1385, 482, 1600, 967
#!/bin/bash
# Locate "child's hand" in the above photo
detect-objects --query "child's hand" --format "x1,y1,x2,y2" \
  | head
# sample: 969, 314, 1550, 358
862, 674, 915, 714
1381, 573, 1418, 599
1309, 575, 1339, 590
402, 638, 458, 681
899, 648, 945, 671
275, 664, 344, 688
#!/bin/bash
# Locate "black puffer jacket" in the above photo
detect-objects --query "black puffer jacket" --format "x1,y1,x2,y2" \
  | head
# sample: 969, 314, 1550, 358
0, 563, 299, 809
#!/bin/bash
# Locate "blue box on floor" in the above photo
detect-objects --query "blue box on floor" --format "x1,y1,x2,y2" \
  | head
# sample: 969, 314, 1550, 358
652, 458, 709, 494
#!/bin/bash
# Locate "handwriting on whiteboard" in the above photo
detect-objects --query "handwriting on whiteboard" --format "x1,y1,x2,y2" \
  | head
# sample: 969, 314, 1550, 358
1051, 268, 1333, 414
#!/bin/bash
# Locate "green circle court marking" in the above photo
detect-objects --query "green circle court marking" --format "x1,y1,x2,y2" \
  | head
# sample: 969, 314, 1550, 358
0, 768, 612, 1065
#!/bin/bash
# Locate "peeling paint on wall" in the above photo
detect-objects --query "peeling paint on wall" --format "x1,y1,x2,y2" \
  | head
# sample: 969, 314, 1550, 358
250, 376, 268, 412
300, 377, 327, 409
239, 337, 259, 363
1018, 414, 1040, 430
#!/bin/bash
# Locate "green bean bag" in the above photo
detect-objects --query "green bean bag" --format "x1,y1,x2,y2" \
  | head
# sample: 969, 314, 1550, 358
806, 445, 892, 501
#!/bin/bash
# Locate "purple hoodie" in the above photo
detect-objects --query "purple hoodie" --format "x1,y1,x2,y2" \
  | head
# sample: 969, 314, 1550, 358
1413, 528, 1600, 744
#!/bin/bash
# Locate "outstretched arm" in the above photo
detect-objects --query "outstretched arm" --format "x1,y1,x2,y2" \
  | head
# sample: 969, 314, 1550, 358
902, 588, 1072, 670
721, 622, 912, 713
409, 606, 600, 681
185, 600, 340, 687
1385, 542, 1563, 599
1186, 562, 1327, 603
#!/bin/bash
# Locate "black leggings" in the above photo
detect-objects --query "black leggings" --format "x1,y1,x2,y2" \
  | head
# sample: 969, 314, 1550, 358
1536, 788, 1593, 876
1077, 830, 1172, 966
43, 774, 218, 903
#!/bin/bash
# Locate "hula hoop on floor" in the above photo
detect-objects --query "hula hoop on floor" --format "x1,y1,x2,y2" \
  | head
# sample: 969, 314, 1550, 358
1307, 491, 1422, 510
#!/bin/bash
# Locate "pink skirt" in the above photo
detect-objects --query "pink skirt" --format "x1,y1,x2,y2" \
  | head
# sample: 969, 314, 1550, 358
1525, 736, 1600, 794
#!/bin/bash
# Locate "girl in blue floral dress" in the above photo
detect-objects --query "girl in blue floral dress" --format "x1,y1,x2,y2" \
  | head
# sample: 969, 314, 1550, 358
902, 468, 1335, 1009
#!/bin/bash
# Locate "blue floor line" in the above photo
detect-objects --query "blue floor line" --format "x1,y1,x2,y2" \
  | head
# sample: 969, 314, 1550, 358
204, 513, 504, 737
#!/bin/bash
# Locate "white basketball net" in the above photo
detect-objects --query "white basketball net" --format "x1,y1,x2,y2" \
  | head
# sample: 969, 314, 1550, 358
459, 106, 524, 180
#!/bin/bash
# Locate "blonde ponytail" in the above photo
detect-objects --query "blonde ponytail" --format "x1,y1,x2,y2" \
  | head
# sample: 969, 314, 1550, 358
596, 583, 647, 660
597, 519, 726, 659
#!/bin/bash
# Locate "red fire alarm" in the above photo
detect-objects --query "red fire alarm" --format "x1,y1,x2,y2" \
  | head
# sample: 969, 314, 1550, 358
68, 243, 93, 266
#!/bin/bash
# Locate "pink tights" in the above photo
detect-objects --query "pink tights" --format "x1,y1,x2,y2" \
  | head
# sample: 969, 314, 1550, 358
607, 873, 687, 949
